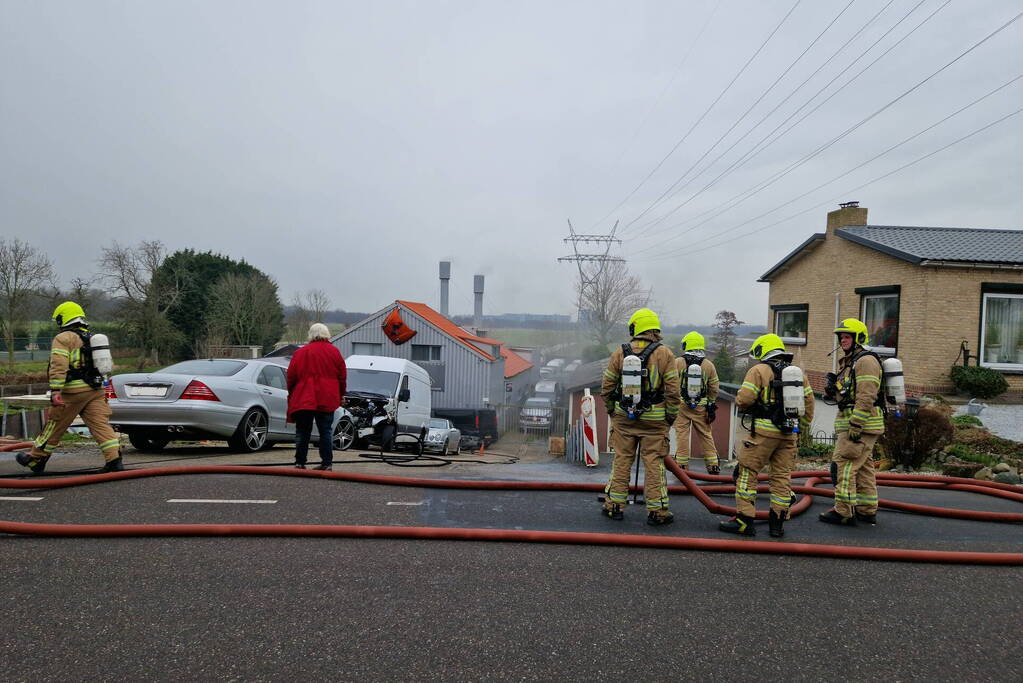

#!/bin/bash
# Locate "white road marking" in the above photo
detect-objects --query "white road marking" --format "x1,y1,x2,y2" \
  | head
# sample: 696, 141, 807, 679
0, 496, 43, 501
166, 499, 277, 504
386, 501, 424, 506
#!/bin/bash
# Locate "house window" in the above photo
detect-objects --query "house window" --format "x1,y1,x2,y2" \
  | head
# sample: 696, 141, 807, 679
981, 293, 1023, 368
772, 305, 808, 345
860, 291, 899, 355
351, 342, 382, 355
411, 344, 441, 361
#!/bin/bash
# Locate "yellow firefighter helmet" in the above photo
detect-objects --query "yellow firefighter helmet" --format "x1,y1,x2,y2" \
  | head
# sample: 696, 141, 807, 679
628, 308, 661, 337
834, 318, 869, 346
52, 301, 86, 328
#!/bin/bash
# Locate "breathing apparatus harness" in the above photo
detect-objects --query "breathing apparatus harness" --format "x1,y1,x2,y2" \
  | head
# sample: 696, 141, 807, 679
826, 348, 885, 412
608, 340, 664, 418
58, 325, 105, 390
743, 359, 801, 436
681, 353, 707, 409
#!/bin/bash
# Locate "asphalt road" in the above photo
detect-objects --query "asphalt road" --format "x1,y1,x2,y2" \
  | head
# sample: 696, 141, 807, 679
2, 446, 1021, 681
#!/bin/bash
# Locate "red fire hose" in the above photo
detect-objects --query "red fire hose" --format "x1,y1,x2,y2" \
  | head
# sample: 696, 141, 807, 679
1, 459, 1020, 564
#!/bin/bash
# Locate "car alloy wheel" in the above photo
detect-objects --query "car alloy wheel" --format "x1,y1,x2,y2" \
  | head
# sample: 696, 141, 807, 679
333, 418, 355, 451
230, 409, 268, 453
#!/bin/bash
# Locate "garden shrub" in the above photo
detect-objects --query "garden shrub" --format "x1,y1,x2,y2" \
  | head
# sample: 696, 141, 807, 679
878, 404, 954, 470
950, 365, 1009, 399
951, 414, 983, 428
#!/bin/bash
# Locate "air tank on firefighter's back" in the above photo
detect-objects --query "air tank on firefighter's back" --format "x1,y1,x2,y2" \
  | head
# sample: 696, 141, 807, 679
882, 357, 906, 417
685, 363, 703, 409
90, 333, 114, 377
781, 365, 805, 432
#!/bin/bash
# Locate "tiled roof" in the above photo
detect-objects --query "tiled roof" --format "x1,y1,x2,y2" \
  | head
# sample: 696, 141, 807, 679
396, 300, 534, 377
501, 347, 533, 378
837, 225, 1023, 264
398, 300, 498, 360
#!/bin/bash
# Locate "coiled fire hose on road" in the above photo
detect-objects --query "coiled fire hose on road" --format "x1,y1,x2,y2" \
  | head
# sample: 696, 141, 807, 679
1, 449, 1021, 564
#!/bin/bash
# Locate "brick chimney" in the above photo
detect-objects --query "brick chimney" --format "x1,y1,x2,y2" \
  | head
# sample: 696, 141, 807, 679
826, 201, 867, 237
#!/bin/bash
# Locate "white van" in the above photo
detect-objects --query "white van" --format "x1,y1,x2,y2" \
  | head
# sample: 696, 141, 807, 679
343, 355, 432, 449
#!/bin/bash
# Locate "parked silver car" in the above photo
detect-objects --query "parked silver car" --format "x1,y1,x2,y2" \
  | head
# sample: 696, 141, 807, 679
519, 397, 553, 432
109, 358, 355, 453
422, 418, 461, 454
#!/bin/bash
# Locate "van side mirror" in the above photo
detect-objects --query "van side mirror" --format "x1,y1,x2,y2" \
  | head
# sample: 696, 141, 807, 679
398, 388, 411, 402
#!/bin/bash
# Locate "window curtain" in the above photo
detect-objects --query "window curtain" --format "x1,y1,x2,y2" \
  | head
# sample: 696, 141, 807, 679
985, 296, 1023, 364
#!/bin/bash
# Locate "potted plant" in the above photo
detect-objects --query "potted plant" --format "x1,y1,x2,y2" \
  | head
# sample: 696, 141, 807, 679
985, 325, 1001, 363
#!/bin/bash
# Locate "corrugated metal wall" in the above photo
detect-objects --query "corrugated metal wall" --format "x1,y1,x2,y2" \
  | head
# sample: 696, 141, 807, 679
331, 303, 505, 409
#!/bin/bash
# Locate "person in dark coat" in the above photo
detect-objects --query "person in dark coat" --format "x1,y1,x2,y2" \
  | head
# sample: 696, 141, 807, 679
286, 323, 347, 470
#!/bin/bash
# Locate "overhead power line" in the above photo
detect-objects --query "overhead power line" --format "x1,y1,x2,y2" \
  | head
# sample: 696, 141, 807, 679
587, 0, 802, 231
587, 0, 724, 231
635, 102, 1023, 262
630, 2, 1018, 256
628, 0, 938, 249
621, 0, 858, 233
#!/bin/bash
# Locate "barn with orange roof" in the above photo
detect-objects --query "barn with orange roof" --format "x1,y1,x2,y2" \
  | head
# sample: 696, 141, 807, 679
330, 300, 536, 409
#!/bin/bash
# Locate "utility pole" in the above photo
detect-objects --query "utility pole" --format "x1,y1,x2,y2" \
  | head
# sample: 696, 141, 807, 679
558, 219, 623, 324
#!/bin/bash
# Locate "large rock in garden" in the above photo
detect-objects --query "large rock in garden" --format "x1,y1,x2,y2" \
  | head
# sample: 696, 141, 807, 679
993, 462, 1011, 473
941, 460, 984, 478
974, 467, 993, 481
993, 471, 1021, 485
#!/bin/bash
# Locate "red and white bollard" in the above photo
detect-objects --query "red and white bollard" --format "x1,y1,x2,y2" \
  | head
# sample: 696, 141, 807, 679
581, 388, 599, 467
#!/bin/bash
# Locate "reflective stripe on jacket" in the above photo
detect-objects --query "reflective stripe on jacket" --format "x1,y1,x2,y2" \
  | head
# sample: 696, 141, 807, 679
48, 330, 91, 393
835, 350, 885, 434
736, 363, 814, 438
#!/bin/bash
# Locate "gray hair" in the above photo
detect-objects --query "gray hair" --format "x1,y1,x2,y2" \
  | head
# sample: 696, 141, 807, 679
308, 322, 331, 342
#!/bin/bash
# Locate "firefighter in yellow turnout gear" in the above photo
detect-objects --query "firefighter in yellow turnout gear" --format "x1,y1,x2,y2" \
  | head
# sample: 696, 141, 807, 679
673, 331, 721, 474
820, 318, 884, 526
720, 334, 813, 538
600, 308, 681, 525
15, 302, 124, 474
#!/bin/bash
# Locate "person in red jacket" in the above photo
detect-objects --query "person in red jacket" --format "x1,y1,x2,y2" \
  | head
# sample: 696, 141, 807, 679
286, 323, 347, 470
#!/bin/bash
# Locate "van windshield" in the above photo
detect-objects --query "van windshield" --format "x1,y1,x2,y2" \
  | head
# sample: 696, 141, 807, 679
347, 369, 400, 396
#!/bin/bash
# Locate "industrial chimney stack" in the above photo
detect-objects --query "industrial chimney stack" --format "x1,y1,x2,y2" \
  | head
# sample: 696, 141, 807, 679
473, 275, 484, 329
439, 261, 451, 316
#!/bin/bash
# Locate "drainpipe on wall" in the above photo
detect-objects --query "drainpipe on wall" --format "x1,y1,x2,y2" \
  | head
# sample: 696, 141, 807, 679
832, 292, 841, 374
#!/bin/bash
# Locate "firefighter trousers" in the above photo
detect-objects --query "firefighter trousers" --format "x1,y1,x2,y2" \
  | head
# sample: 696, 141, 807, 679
734, 432, 796, 517
30, 389, 120, 462
832, 431, 880, 518
605, 416, 670, 512
673, 405, 718, 467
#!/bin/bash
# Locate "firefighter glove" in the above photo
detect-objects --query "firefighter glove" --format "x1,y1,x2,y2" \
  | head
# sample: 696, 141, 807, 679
731, 463, 740, 483
50, 391, 65, 408
824, 373, 839, 399
848, 422, 863, 443
705, 403, 717, 424
665, 413, 676, 426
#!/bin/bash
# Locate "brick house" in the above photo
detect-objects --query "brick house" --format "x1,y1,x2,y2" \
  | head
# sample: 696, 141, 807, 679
758, 203, 1023, 399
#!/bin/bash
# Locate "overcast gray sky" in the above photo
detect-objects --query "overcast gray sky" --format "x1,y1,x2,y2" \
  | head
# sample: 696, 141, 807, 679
2, 0, 1020, 327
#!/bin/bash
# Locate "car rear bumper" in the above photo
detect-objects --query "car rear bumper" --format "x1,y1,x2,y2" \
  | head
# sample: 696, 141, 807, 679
109, 400, 244, 439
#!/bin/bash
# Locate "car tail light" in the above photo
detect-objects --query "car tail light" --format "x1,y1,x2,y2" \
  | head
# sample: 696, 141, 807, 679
181, 380, 219, 401
104, 382, 117, 399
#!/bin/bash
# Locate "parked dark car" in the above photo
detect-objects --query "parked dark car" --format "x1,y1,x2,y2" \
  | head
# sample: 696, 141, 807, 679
432, 408, 498, 447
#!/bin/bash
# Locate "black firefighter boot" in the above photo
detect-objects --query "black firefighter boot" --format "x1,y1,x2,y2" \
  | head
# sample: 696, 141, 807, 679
601, 503, 624, 521
768, 509, 787, 538
719, 513, 756, 536
15, 452, 49, 475
102, 455, 125, 472
647, 510, 674, 526
818, 509, 857, 526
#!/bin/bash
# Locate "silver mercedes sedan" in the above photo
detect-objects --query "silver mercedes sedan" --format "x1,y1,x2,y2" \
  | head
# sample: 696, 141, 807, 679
109, 358, 356, 453
422, 417, 461, 455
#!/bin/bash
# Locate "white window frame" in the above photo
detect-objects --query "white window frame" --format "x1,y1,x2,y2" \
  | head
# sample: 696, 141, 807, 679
774, 307, 808, 346
860, 293, 899, 357
980, 292, 1023, 371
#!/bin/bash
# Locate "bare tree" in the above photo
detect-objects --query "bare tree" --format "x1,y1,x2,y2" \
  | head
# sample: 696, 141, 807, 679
574, 260, 650, 346
306, 289, 331, 322
205, 272, 284, 353
0, 239, 54, 366
98, 240, 184, 366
